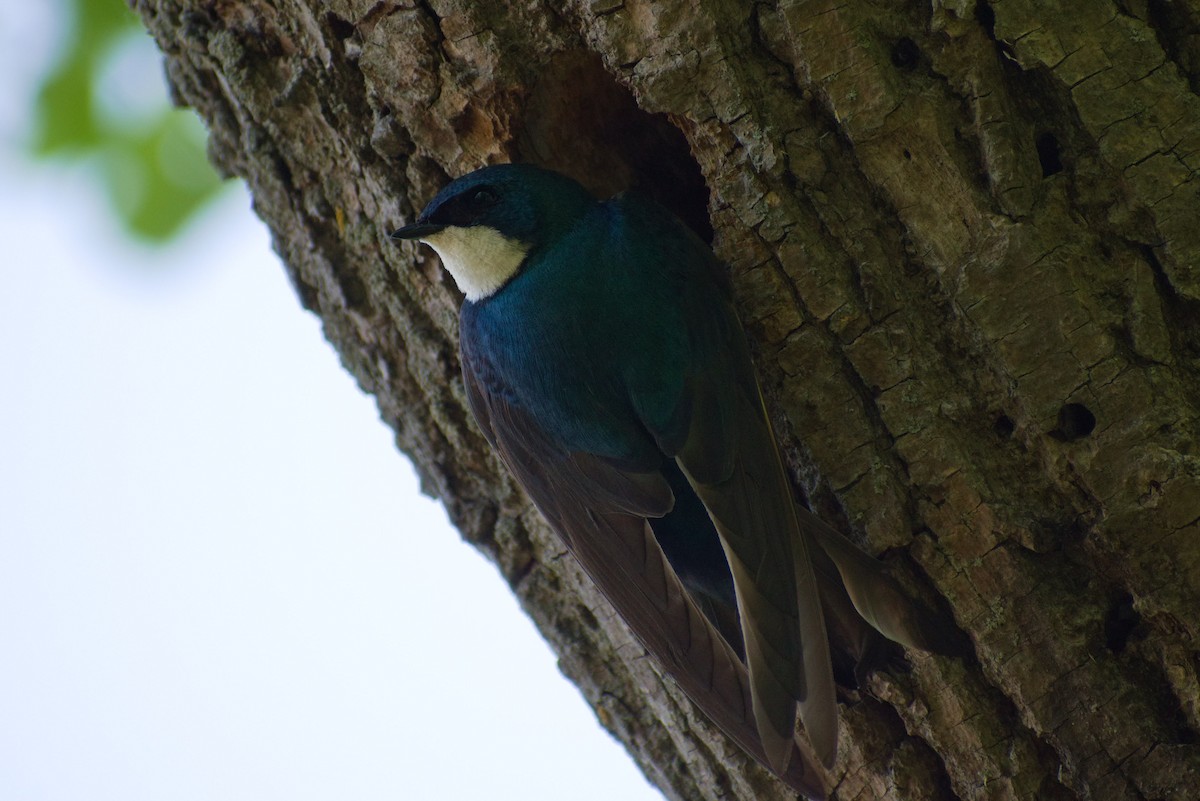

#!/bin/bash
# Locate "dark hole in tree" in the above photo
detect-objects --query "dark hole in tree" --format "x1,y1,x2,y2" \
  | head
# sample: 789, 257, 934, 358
1054, 402, 1096, 441
891, 38, 920, 70
994, 414, 1015, 438
1103, 593, 1140, 654
976, 0, 997, 39
325, 13, 356, 40
1036, 132, 1063, 177
519, 52, 713, 244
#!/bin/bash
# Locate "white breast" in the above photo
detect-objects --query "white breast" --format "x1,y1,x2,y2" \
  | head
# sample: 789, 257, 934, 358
421, 226, 530, 301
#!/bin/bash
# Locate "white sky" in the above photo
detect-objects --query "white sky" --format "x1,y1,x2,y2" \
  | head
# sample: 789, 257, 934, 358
0, 5, 660, 800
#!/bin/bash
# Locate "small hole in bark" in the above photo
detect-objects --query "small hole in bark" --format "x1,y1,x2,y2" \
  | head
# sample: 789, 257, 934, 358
1036, 132, 1063, 176
325, 13, 356, 40
891, 38, 920, 70
1104, 594, 1140, 654
1054, 403, 1096, 441
994, 414, 1015, 438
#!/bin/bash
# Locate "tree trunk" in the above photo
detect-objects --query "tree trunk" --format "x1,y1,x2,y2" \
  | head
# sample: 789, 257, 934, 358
133, 0, 1200, 798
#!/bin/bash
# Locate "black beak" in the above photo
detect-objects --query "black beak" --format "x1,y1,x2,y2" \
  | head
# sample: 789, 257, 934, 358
390, 221, 445, 241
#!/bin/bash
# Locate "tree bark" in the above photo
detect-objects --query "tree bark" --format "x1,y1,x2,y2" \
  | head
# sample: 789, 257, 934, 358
134, 0, 1200, 798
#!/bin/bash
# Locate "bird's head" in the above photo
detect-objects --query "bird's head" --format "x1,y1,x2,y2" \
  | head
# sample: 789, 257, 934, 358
391, 164, 595, 302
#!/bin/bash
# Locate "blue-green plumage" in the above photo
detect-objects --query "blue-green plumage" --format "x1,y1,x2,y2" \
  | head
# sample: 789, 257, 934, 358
458, 184, 743, 635
460, 190, 704, 466
392, 164, 959, 799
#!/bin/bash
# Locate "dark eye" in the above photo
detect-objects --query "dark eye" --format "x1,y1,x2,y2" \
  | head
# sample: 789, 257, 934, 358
440, 185, 499, 226
469, 187, 497, 207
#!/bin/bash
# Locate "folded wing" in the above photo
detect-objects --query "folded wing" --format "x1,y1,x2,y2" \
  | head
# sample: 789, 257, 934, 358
461, 349, 829, 798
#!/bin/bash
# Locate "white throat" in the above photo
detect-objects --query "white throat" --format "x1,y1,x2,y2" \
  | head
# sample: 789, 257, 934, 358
421, 226, 530, 301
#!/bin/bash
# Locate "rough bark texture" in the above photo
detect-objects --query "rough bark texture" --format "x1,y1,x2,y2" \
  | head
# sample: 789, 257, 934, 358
135, 1, 1200, 799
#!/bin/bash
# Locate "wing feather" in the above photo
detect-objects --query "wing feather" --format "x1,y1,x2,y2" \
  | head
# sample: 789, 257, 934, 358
677, 371, 838, 769
614, 193, 838, 768
799, 506, 967, 657
665, 269, 837, 768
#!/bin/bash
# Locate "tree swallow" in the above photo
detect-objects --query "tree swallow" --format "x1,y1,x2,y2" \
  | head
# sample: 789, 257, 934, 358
392, 164, 957, 797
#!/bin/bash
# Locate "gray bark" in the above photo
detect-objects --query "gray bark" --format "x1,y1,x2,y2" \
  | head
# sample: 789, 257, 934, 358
135, 0, 1200, 798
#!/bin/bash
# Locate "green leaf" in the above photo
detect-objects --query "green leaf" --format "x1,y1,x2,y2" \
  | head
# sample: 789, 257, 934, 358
30, 0, 226, 244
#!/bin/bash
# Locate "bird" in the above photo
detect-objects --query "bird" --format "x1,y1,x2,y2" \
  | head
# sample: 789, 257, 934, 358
392, 164, 959, 798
